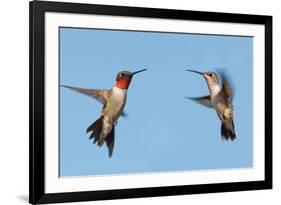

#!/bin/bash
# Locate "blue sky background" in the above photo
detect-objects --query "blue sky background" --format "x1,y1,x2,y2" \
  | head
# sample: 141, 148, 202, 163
59, 27, 253, 177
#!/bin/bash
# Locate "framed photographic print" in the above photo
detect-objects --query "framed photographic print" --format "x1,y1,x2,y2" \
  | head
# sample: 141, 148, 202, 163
29, 0, 272, 204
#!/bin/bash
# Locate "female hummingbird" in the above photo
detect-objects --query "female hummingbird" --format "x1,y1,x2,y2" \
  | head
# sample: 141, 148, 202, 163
62, 69, 147, 157
186, 69, 236, 140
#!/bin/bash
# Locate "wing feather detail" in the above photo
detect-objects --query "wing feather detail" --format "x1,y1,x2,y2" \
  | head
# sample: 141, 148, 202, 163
221, 73, 233, 104
185, 95, 213, 108
61, 85, 108, 104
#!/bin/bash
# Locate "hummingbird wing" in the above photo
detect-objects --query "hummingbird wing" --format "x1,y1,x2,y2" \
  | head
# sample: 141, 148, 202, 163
185, 96, 213, 108
61, 85, 108, 104
221, 73, 233, 104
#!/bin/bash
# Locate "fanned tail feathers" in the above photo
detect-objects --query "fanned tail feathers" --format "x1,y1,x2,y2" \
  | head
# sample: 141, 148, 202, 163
105, 127, 115, 158
87, 116, 115, 157
87, 116, 103, 140
221, 119, 236, 141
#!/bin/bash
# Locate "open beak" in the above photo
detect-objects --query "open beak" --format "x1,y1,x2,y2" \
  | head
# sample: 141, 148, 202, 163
132, 69, 147, 76
186, 69, 203, 75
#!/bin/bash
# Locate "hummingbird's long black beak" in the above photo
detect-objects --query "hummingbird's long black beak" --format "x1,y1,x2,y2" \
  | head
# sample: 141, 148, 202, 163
186, 69, 203, 75
132, 69, 147, 76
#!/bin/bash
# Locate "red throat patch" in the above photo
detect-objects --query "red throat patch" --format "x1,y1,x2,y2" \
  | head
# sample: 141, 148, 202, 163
115, 79, 131, 89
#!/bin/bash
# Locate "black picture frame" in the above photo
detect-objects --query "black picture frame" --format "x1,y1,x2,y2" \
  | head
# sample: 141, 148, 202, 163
29, 0, 272, 204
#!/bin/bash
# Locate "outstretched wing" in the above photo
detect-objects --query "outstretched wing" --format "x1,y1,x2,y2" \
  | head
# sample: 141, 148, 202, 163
61, 85, 108, 104
221, 73, 233, 104
185, 95, 213, 108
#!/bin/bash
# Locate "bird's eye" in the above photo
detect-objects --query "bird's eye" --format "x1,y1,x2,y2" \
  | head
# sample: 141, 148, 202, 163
209, 73, 212, 77
120, 73, 123, 77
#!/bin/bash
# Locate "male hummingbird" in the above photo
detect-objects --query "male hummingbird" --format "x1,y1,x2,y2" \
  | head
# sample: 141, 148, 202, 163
62, 69, 147, 157
186, 69, 236, 140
